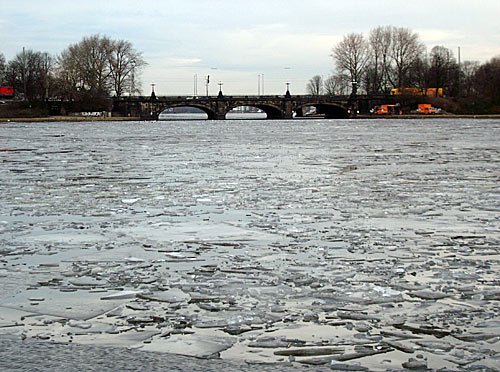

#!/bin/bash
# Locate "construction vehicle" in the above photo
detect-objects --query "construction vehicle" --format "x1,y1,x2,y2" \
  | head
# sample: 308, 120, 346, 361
373, 104, 402, 115
391, 87, 443, 97
416, 103, 439, 114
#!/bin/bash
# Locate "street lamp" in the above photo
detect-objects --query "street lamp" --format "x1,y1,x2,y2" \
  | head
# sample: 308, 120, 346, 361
218, 81, 223, 97
150, 83, 156, 100
351, 80, 358, 96
349, 80, 358, 117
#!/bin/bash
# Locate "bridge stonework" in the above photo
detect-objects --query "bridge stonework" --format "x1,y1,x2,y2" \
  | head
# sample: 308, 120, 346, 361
112, 94, 391, 120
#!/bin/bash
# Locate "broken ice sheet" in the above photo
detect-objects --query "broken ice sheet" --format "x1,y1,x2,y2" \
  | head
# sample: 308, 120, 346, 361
100, 290, 144, 300
1, 119, 498, 369
137, 289, 190, 303
141, 334, 236, 358
64, 329, 161, 348
1, 288, 126, 320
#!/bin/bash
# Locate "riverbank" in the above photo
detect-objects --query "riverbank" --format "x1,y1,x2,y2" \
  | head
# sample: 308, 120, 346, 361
1, 114, 500, 122
359, 114, 500, 119
0, 116, 140, 123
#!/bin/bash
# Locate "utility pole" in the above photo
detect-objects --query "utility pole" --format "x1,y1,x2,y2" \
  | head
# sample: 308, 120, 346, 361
257, 74, 264, 95
22, 47, 27, 101
457, 46, 461, 98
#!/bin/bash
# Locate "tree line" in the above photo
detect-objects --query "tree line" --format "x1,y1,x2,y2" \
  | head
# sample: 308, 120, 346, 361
306, 25, 500, 113
0, 34, 146, 107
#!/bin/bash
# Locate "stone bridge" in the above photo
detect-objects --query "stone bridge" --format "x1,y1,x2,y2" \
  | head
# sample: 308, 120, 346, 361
113, 91, 392, 120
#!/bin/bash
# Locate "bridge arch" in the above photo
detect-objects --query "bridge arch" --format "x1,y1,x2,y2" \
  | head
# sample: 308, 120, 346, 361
295, 103, 349, 119
156, 103, 217, 120
226, 102, 283, 119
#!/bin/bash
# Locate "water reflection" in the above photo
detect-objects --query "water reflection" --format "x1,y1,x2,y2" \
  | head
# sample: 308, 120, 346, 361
159, 106, 268, 120
158, 112, 268, 120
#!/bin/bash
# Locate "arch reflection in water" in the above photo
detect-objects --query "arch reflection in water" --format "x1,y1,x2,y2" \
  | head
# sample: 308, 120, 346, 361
159, 106, 268, 120
159, 107, 208, 120
226, 106, 267, 120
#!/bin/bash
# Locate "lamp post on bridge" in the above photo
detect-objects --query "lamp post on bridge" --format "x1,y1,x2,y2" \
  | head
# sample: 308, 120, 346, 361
351, 80, 358, 96
150, 83, 156, 100
218, 82, 223, 98
349, 80, 358, 117
285, 82, 291, 98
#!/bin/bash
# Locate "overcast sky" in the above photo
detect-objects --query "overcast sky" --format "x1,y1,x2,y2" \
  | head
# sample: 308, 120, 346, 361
1, 0, 499, 95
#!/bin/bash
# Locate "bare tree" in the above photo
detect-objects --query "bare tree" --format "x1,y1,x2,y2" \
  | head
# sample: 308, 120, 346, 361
108, 40, 146, 96
324, 73, 350, 95
57, 48, 84, 97
0, 53, 6, 83
389, 27, 425, 88
58, 34, 146, 99
59, 35, 113, 95
367, 26, 392, 93
37, 52, 55, 99
306, 75, 323, 96
474, 56, 500, 103
7, 49, 29, 99
427, 45, 457, 96
6, 49, 54, 100
460, 60, 480, 97
331, 33, 370, 91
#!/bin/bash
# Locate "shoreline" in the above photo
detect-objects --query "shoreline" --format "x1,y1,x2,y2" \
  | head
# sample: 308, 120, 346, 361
0, 114, 499, 123
0, 116, 141, 123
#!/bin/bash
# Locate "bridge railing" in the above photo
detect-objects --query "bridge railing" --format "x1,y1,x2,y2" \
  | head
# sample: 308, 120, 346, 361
113, 94, 377, 101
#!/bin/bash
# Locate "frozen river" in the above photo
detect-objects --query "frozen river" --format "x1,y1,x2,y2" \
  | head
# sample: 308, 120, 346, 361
0, 118, 499, 370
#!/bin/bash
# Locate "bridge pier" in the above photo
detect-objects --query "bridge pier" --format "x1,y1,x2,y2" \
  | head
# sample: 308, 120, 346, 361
283, 99, 294, 119
214, 99, 228, 120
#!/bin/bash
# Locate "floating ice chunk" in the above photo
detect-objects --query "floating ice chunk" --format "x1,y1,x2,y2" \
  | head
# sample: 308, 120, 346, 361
409, 290, 449, 300
138, 289, 190, 303
142, 334, 235, 358
69, 278, 107, 287
68, 319, 92, 329
372, 286, 401, 297
121, 198, 140, 204
100, 290, 143, 300
124, 257, 145, 263
28, 298, 45, 302
165, 252, 188, 258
